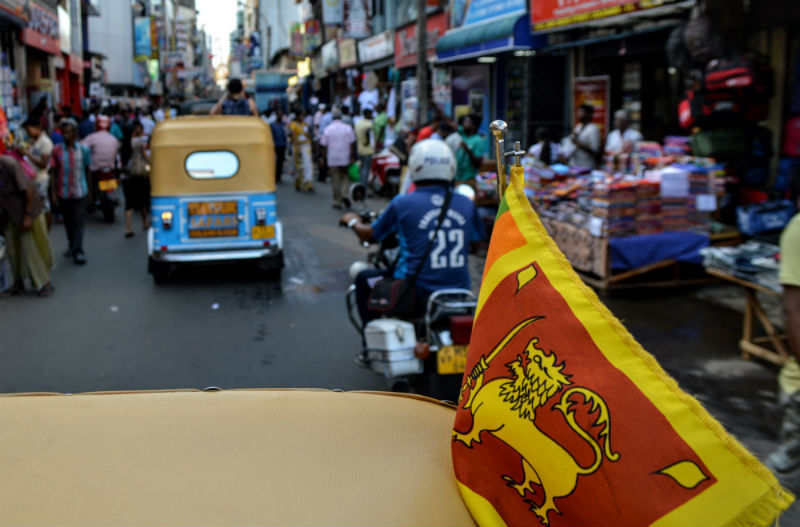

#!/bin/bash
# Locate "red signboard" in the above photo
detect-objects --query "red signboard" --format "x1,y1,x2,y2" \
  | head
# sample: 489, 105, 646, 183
21, 2, 59, 55
532, 0, 668, 31
0, 0, 26, 23
394, 11, 448, 69
573, 76, 610, 137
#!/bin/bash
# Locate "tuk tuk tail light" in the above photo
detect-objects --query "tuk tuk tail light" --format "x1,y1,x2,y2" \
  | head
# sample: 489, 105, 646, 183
255, 207, 267, 226
161, 211, 173, 229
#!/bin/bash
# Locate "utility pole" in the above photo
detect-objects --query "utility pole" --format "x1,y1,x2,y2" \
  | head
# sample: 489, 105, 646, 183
415, 0, 428, 127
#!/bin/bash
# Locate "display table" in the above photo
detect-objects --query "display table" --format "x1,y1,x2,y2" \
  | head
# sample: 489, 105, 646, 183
705, 268, 789, 365
541, 218, 714, 291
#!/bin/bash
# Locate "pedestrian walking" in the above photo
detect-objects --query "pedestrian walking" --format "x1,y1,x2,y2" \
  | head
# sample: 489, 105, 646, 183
210, 78, 258, 117
122, 121, 151, 237
270, 109, 288, 183
320, 108, 356, 209
22, 118, 53, 227
456, 114, 487, 183
51, 119, 91, 265
290, 109, 313, 192
82, 115, 120, 210
354, 108, 374, 188
0, 155, 54, 297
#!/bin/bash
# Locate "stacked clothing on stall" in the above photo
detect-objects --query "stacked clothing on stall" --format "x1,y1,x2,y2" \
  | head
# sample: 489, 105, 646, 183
591, 180, 638, 237
701, 241, 781, 293
635, 180, 662, 235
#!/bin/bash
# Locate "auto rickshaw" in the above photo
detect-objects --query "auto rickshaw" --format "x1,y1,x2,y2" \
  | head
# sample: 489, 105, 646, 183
147, 116, 283, 283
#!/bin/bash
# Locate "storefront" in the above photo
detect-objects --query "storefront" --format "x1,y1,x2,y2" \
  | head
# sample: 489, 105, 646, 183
21, 0, 59, 114
435, 0, 540, 147
0, 0, 26, 127
356, 30, 393, 110
393, 11, 448, 128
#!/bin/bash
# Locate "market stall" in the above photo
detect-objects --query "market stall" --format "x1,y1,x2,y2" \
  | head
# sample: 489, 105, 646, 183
472, 136, 736, 290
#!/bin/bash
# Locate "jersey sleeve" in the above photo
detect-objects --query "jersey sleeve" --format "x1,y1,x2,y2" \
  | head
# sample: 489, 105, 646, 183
371, 199, 400, 242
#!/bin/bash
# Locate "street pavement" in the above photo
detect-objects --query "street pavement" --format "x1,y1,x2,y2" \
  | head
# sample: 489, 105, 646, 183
1, 175, 799, 517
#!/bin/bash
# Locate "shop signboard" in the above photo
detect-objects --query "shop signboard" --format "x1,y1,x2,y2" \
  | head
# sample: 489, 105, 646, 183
394, 12, 447, 69
451, 0, 525, 28
150, 16, 159, 59
22, 2, 59, 55
0, 0, 26, 23
532, 0, 674, 31
134, 16, 151, 60
573, 76, 610, 137
357, 30, 393, 64
338, 38, 357, 68
342, 0, 371, 39
321, 39, 338, 71
322, 0, 343, 25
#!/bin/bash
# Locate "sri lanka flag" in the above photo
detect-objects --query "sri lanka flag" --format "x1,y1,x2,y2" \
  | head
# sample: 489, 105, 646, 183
452, 167, 793, 526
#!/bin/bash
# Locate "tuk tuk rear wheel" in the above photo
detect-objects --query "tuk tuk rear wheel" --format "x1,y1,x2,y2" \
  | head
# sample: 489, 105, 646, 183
149, 258, 172, 284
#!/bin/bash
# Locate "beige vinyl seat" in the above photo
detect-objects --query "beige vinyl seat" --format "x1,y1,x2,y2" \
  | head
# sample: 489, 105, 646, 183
0, 389, 477, 526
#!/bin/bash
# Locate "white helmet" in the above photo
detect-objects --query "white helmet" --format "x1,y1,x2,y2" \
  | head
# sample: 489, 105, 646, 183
408, 138, 457, 183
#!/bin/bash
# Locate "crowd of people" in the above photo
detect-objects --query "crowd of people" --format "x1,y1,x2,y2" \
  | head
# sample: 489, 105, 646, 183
0, 99, 168, 298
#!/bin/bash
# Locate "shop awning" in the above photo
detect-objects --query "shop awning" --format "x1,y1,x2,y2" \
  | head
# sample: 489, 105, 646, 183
434, 13, 544, 63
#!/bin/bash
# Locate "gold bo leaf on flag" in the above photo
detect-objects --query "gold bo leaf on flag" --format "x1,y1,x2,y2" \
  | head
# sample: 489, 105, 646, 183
452, 167, 794, 527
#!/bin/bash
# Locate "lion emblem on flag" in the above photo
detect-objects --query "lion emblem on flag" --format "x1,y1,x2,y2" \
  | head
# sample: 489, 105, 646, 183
454, 326, 620, 526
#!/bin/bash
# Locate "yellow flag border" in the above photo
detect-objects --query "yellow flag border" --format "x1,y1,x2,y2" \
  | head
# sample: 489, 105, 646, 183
460, 169, 794, 526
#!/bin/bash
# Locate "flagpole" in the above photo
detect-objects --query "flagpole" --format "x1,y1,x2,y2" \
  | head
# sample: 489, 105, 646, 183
490, 120, 507, 198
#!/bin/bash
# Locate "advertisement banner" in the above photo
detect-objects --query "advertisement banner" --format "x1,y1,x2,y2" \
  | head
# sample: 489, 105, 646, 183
0, 0, 26, 23
58, 6, 70, 53
343, 0, 371, 39
322, 0, 343, 25
394, 12, 448, 69
290, 23, 304, 57
532, 0, 671, 31
134, 16, 151, 60
304, 19, 322, 54
321, 39, 338, 71
338, 38, 357, 68
357, 30, 393, 64
432, 67, 451, 117
150, 16, 159, 59
573, 76, 610, 137
451, 0, 525, 28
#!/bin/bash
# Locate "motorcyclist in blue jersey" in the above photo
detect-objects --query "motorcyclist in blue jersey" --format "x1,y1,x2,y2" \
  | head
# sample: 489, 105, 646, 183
340, 138, 485, 330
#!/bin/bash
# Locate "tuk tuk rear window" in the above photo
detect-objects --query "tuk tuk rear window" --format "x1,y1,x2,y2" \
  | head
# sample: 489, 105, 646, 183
185, 151, 239, 179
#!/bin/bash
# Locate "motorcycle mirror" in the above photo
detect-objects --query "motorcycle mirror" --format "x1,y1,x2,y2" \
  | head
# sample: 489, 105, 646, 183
455, 184, 476, 202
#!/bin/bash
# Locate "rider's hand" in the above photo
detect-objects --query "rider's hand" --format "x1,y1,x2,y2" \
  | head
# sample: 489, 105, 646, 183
339, 212, 359, 227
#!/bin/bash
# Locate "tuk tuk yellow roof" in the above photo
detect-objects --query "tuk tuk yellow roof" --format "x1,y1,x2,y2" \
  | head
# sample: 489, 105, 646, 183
150, 116, 275, 196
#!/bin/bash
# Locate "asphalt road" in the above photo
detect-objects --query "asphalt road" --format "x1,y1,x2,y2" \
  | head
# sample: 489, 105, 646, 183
0, 178, 388, 393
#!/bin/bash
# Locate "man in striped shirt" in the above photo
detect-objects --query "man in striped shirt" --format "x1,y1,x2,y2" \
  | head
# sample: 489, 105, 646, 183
51, 119, 91, 265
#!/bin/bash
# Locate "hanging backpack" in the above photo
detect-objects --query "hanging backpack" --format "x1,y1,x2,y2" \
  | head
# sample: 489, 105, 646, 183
683, 15, 723, 66
222, 97, 252, 116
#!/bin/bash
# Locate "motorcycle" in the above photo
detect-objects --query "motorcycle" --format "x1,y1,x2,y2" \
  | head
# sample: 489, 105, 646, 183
368, 148, 402, 198
89, 168, 119, 223
343, 191, 478, 401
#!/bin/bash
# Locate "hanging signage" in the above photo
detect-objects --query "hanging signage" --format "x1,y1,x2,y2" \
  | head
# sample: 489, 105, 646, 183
532, 0, 671, 31
394, 12, 447, 69
21, 2, 59, 55
321, 39, 338, 71
451, 0, 525, 28
304, 19, 322, 54
290, 23, 304, 57
357, 30, 393, 64
322, 0, 343, 25
573, 76, 610, 137
342, 0, 371, 39
150, 16, 159, 59
134, 16, 151, 60
338, 38, 357, 68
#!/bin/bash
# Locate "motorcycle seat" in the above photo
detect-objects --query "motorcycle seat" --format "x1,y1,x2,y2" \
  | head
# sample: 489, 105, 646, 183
0, 389, 476, 526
